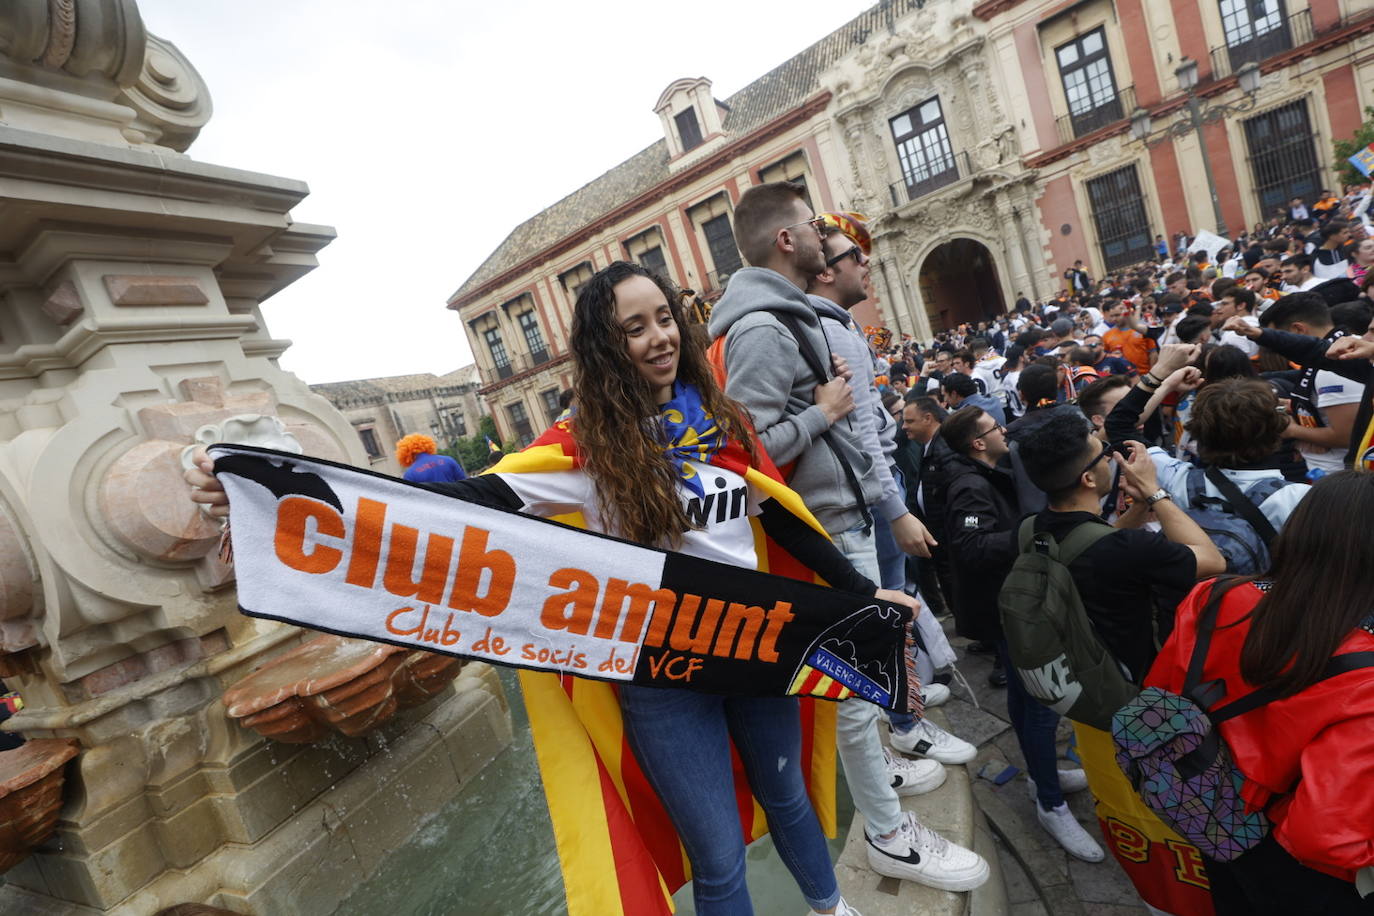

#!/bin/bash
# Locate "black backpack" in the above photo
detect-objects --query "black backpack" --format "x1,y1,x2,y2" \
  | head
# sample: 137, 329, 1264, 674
999, 518, 1136, 730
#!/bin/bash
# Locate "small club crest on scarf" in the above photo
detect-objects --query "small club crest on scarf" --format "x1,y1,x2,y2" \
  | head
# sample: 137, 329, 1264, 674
658, 382, 725, 499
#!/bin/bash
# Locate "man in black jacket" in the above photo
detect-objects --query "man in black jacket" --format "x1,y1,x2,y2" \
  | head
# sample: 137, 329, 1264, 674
895, 394, 954, 616
939, 406, 1102, 861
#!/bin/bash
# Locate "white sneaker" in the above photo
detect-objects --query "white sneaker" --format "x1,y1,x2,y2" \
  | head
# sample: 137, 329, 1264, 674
807, 898, 861, 916
884, 746, 946, 796
1035, 801, 1105, 862
889, 717, 976, 764
921, 682, 951, 707
1027, 768, 1090, 799
865, 811, 990, 891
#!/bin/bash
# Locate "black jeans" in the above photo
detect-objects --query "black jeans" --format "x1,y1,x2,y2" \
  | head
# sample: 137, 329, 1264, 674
1207, 834, 1372, 915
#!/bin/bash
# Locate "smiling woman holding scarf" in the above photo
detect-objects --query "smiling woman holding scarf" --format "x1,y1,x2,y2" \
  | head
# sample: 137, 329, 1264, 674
187, 261, 940, 916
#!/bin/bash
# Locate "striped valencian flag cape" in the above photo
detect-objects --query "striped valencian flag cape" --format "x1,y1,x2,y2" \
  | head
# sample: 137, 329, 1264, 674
493, 419, 843, 916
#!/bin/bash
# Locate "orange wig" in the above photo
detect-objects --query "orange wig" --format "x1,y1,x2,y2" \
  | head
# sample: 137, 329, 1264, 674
395, 433, 438, 467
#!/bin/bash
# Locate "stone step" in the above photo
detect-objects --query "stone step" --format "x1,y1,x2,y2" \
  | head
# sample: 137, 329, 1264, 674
835, 707, 1009, 916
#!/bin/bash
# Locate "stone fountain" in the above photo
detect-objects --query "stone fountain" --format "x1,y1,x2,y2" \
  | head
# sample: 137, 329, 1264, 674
0, 3, 512, 912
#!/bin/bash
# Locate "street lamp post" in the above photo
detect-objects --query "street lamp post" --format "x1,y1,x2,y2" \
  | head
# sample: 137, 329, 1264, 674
1129, 58, 1263, 239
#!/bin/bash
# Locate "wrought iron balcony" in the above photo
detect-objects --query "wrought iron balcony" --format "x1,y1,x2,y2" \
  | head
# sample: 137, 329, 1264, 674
1054, 85, 1136, 145
1209, 8, 1310, 79
888, 150, 973, 207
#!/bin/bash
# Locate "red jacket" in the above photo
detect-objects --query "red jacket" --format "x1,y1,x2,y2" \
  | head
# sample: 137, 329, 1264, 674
1145, 580, 1374, 882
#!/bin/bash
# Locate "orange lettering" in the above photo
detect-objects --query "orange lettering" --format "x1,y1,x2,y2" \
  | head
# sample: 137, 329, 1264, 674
382, 524, 455, 604
596, 579, 676, 642
274, 497, 344, 573
644, 593, 690, 648
540, 567, 599, 634
346, 498, 387, 587
712, 602, 764, 659
385, 604, 428, 638
438, 612, 461, 647
758, 601, 794, 663
669, 597, 724, 653
447, 526, 515, 617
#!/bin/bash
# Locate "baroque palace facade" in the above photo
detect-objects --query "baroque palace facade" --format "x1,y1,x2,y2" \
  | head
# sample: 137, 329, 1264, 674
451, 0, 1374, 445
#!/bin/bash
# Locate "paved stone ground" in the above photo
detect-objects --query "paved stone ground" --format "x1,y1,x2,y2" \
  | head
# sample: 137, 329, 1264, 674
938, 621, 1151, 916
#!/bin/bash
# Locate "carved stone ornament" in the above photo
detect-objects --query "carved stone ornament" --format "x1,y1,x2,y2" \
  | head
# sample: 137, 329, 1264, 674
0, 1, 212, 151
223, 634, 465, 744
0, 0, 146, 85
119, 32, 213, 152
0, 739, 80, 873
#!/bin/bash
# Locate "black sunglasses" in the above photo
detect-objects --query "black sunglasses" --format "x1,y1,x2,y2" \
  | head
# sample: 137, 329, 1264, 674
1081, 438, 1111, 476
825, 245, 864, 268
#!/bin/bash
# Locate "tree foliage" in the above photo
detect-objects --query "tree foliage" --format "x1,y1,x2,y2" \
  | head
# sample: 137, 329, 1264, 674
1333, 106, 1374, 189
440, 415, 505, 474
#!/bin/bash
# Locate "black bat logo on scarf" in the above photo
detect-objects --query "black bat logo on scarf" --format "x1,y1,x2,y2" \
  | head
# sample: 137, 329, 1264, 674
214, 453, 343, 512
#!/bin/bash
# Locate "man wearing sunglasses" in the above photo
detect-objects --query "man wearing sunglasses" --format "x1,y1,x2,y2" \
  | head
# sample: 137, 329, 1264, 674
711, 186, 985, 891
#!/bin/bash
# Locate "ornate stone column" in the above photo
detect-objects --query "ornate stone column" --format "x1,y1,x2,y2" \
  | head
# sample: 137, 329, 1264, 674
0, 3, 511, 912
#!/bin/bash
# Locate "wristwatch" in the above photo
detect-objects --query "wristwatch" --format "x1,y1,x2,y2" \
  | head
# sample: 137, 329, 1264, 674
1146, 488, 1171, 506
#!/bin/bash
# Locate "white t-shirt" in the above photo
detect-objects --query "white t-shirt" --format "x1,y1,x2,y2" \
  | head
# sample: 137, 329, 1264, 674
1297, 370, 1364, 473
1219, 315, 1260, 356
497, 460, 763, 568
1282, 276, 1324, 293
1313, 249, 1351, 280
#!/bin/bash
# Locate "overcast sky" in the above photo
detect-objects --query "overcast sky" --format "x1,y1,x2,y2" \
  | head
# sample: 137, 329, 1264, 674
134, 1, 873, 384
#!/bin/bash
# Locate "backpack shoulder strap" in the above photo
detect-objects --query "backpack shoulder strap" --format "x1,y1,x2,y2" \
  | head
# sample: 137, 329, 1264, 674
1055, 519, 1115, 565
763, 309, 874, 533
1183, 576, 1247, 697
1211, 651, 1374, 723
1016, 516, 1038, 553
1184, 467, 1208, 506
769, 310, 831, 383
1204, 466, 1279, 546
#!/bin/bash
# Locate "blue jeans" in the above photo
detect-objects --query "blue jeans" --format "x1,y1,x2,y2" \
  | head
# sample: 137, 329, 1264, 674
619, 686, 840, 914
998, 641, 1064, 810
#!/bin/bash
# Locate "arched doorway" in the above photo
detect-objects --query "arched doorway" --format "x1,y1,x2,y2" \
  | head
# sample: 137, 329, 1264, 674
917, 238, 1006, 332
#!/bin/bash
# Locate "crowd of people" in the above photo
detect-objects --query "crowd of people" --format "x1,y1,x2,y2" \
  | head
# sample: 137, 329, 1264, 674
186, 183, 1374, 916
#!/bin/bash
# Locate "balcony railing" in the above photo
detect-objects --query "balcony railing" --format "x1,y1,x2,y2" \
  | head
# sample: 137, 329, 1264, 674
1054, 85, 1136, 145
888, 150, 973, 207
479, 348, 571, 390
1209, 8, 1310, 79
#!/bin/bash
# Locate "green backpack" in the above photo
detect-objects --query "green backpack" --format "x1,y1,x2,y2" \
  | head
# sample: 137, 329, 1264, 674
998, 517, 1138, 731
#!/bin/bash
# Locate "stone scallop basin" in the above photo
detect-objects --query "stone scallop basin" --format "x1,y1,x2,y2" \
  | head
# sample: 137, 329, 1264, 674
223, 634, 464, 743
0, 738, 80, 872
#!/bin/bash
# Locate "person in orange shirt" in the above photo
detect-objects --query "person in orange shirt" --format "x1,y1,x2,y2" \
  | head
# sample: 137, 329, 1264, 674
1311, 188, 1340, 224
1100, 300, 1159, 374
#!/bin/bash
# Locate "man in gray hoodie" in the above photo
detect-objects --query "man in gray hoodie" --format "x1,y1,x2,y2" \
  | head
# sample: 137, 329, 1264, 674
707, 183, 988, 893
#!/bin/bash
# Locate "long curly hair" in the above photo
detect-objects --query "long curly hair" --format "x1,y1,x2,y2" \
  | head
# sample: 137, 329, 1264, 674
570, 261, 754, 548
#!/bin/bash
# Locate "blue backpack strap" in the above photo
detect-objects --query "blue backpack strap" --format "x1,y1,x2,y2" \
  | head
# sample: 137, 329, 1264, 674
1185, 467, 1207, 507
